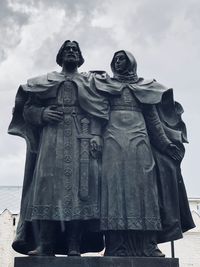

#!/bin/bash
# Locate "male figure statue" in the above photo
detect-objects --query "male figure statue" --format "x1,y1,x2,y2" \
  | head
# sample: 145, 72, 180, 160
8, 40, 106, 256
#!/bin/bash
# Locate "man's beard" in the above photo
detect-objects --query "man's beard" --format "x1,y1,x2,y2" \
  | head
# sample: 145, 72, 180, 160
63, 57, 79, 68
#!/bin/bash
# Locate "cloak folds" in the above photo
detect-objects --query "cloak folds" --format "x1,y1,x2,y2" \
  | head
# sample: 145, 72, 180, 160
92, 71, 195, 243
8, 71, 108, 255
8, 70, 195, 254
153, 90, 195, 243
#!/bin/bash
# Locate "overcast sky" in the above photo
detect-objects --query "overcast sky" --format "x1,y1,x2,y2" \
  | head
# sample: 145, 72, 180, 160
0, 0, 199, 197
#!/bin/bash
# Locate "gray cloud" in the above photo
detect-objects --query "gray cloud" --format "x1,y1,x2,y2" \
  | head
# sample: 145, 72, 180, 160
185, 0, 200, 31
0, 0, 106, 63
0, 0, 29, 62
33, 24, 117, 71
16, 0, 105, 15
31, 1, 116, 71
34, 0, 104, 12
1, 0, 200, 197
0, 1, 28, 24
123, 0, 185, 46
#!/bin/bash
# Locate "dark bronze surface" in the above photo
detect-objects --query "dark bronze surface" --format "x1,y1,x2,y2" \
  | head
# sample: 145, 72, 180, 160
9, 43, 194, 258
14, 256, 179, 267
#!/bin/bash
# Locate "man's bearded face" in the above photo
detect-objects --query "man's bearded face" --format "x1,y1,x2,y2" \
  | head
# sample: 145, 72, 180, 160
62, 42, 80, 66
114, 52, 128, 74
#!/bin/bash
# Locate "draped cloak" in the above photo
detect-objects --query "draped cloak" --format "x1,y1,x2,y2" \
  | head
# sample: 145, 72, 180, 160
8, 69, 195, 254
91, 67, 195, 243
8, 71, 109, 255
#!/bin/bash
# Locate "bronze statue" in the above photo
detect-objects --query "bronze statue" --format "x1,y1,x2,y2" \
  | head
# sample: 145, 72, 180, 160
8, 40, 107, 256
9, 44, 194, 259
91, 50, 195, 256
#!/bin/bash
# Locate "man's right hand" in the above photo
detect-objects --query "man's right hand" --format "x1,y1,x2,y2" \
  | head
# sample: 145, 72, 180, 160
42, 106, 63, 123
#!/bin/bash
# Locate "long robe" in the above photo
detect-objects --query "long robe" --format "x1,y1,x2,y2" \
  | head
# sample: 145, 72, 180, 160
8, 71, 108, 255
24, 80, 101, 222
100, 87, 170, 231
92, 71, 195, 242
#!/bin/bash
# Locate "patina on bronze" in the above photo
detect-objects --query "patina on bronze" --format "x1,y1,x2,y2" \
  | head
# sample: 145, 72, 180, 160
91, 50, 195, 257
8, 40, 107, 256
9, 44, 195, 259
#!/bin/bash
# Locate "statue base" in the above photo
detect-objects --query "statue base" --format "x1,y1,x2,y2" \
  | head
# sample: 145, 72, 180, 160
14, 256, 179, 267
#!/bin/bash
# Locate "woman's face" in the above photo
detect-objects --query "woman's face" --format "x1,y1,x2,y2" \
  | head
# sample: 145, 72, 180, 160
114, 52, 128, 74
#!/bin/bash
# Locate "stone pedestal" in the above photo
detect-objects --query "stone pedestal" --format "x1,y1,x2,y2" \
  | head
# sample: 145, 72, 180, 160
14, 256, 179, 267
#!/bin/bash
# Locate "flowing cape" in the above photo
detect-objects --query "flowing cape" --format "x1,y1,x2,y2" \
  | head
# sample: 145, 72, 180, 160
8, 71, 108, 255
8, 71, 195, 253
93, 71, 169, 104
8, 71, 109, 152
155, 90, 194, 243
92, 71, 195, 242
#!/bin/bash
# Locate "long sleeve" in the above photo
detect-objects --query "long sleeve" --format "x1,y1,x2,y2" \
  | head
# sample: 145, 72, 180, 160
23, 93, 46, 126
143, 104, 172, 152
90, 116, 105, 136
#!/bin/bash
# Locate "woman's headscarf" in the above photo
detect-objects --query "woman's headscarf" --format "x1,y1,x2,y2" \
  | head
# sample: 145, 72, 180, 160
111, 50, 138, 83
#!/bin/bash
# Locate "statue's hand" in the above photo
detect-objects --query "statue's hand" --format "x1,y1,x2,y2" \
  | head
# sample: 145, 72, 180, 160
90, 136, 102, 158
42, 106, 63, 123
165, 143, 184, 162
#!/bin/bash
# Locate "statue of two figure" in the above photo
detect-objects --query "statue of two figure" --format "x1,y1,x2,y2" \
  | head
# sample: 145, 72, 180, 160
8, 40, 195, 257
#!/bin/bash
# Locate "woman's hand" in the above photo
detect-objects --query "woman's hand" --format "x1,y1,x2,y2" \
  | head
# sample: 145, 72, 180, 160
165, 143, 184, 162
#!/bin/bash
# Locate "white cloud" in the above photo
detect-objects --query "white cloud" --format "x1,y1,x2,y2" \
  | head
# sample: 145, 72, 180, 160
0, 0, 200, 197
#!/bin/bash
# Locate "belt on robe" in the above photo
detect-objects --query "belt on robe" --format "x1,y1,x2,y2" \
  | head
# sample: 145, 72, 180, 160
56, 105, 83, 115
110, 105, 142, 112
